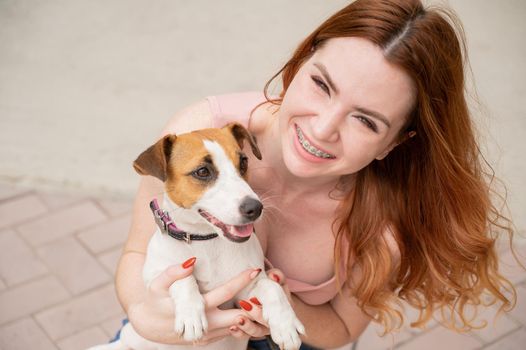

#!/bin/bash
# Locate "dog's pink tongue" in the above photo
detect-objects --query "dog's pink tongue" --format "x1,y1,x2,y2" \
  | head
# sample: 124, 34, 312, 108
228, 223, 254, 238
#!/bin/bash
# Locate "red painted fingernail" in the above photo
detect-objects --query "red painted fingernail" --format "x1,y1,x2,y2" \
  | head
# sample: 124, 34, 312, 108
271, 273, 280, 283
182, 257, 196, 269
238, 318, 245, 326
250, 268, 262, 279
249, 297, 262, 306
239, 300, 253, 311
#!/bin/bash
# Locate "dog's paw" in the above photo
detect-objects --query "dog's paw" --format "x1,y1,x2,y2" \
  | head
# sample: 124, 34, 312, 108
268, 314, 305, 350
264, 305, 305, 350
173, 296, 208, 342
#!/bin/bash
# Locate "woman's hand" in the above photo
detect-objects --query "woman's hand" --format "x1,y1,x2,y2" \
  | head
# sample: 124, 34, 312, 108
229, 268, 291, 339
127, 259, 262, 345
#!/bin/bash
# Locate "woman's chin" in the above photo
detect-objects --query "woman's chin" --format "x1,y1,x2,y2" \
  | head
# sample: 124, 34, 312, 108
282, 152, 326, 178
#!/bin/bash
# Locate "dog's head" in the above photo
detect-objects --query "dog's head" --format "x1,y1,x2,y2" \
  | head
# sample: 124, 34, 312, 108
133, 123, 263, 243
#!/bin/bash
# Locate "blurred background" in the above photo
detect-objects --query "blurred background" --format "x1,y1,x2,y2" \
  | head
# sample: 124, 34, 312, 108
0, 1, 525, 349
0, 0, 524, 224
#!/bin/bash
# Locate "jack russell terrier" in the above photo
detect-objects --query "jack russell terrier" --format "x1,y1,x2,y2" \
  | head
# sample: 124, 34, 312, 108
87, 123, 304, 350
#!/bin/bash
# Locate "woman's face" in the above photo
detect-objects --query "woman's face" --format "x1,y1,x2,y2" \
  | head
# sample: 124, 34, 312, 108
278, 37, 416, 179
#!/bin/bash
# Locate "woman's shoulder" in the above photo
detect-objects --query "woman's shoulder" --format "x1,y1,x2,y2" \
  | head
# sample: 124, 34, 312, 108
161, 98, 214, 137
160, 91, 266, 137
206, 91, 268, 131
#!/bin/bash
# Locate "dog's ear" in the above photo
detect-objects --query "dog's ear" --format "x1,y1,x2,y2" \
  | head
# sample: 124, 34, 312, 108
224, 122, 262, 160
133, 134, 177, 182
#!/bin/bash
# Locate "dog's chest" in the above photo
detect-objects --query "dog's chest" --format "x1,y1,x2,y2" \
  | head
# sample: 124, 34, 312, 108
191, 237, 264, 292
144, 230, 264, 293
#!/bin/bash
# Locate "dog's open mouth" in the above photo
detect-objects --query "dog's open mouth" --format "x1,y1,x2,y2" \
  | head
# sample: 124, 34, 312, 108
198, 209, 253, 243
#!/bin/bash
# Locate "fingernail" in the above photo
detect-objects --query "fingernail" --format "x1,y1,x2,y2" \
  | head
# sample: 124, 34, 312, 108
230, 326, 238, 332
271, 273, 280, 283
238, 317, 245, 326
249, 297, 262, 306
250, 268, 262, 279
182, 257, 196, 269
239, 300, 253, 311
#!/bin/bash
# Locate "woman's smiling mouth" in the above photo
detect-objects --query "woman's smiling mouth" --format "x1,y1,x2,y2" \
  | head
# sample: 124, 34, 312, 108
295, 124, 336, 159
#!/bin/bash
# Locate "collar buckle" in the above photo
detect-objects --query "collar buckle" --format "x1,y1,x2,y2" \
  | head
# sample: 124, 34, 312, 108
153, 209, 167, 232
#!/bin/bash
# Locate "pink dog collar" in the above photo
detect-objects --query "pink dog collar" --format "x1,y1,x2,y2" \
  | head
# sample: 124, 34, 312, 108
149, 199, 218, 243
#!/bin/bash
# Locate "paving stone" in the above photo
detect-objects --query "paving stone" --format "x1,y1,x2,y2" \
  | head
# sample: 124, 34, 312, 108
482, 328, 526, 350
35, 283, 123, 340
355, 321, 413, 350
17, 201, 108, 246
0, 194, 48, 229
0, 276, 69, 325
38, 191, 85, 210
396, 326, 483, 350
0, 317, 57, 350
0, 229, 48, 286
98, 247, 123, 276
507, 285, 526, 326
0, 183, 31, 202
96, 198, 133, 217
468, 305, 520, 343
498, 247, 526, 286
77, 214, 131, 254
56, 326, 109, 350
36, 237, 110, 295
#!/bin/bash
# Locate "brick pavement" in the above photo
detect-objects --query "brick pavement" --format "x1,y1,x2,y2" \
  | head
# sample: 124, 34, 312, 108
0, 183, 525, 350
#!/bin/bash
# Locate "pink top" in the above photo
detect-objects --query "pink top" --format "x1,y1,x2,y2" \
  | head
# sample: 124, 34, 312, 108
206, 92, 346, 305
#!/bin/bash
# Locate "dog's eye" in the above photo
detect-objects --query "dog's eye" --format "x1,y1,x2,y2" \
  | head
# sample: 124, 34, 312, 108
239, 156, 248, 175
194, 166, 211, 179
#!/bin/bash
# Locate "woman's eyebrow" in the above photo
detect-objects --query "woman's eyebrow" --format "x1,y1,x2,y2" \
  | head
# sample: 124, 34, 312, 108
355, 106, 391, 128
313, 62, 340, 95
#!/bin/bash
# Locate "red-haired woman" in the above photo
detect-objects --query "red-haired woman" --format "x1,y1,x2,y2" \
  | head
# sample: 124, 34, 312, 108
112, 0, 515, 349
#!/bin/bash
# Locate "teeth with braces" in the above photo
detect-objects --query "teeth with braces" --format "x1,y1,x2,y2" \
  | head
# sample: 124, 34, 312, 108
296, 126, 335, 159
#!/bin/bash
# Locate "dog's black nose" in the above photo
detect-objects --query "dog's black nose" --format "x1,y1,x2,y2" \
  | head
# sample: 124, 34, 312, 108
239, 197, 263, 221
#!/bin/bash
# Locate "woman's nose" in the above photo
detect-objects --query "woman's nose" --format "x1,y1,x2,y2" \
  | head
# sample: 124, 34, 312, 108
311, 113, 340, 142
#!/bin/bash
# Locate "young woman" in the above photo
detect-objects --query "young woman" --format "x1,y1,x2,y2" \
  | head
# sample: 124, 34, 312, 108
114, 0, 515, 349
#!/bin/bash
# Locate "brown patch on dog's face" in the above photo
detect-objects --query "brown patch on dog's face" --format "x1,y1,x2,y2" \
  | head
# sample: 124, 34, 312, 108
133, 124, 260, 208
164, 128, 249, 208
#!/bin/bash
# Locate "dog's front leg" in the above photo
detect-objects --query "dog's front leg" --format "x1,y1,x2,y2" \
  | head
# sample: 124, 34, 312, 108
249, 278, 305, 350
169, 275, 208, 342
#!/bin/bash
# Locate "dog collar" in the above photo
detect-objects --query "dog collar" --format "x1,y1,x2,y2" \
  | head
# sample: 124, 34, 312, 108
149, 199, 218, 243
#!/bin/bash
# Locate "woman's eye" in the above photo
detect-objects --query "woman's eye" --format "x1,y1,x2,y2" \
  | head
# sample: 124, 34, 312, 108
311, 76, 330, 96
357, 116, 378, 132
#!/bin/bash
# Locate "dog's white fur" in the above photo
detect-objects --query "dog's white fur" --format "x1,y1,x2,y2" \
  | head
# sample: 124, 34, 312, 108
87, 138, 304, 350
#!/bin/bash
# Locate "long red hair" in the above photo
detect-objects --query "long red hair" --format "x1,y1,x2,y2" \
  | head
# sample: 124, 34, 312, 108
262, 0, 516, 332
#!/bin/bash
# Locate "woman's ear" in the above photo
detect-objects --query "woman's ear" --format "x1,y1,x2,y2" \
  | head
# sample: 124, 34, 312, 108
375, 131, 416, 160
375, 145, 395, 161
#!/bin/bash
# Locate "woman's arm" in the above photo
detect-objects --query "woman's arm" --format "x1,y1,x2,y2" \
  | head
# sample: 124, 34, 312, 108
115, 175, 163, 313
293, 288, 371, 348
234, 270, 371, 348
